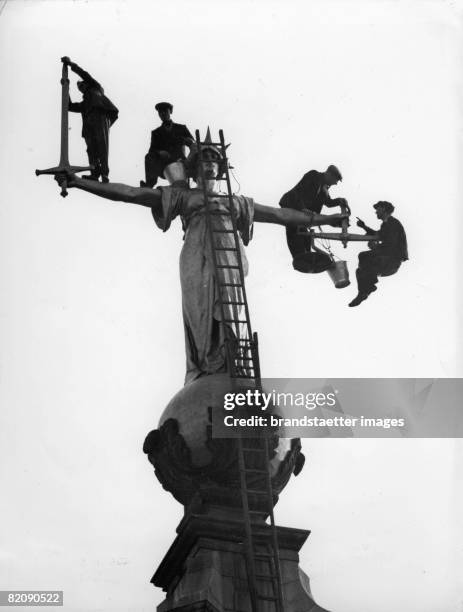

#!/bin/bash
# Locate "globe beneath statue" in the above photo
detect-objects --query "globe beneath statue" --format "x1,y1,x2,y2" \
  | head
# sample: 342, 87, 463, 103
143, 373, 305, 508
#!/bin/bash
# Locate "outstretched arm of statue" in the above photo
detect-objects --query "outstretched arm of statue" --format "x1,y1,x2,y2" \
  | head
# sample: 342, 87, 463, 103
55, 174, 163, 213
254, 203, 348, 227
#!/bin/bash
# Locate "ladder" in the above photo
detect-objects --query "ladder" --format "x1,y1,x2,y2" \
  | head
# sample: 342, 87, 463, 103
195, 129, 284, 612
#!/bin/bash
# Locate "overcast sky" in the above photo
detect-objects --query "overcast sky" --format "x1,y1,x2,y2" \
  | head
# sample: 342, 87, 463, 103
1, 1, 463, 611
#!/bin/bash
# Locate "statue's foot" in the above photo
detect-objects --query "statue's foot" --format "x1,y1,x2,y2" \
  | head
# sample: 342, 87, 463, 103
101, 176, 109, 184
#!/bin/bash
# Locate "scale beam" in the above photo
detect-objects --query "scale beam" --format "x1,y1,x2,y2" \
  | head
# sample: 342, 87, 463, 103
35, 60, 92, 197
313, 232, 377, 243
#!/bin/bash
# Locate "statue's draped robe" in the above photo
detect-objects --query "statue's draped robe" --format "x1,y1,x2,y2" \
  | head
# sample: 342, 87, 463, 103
152, 187, 254, 384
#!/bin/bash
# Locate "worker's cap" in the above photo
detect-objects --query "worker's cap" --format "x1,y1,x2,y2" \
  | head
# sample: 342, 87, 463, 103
327, 164, 342, 181
373, 201, 394, 214
155, 102, 173, 112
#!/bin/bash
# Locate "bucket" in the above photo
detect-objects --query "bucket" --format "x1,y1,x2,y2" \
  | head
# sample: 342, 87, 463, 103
327, 260, 350, 288
163, 161, 188, 185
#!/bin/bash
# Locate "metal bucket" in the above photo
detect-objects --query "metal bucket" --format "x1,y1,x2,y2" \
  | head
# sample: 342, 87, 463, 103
163, 161, 188, 186
327, 260, 350, 288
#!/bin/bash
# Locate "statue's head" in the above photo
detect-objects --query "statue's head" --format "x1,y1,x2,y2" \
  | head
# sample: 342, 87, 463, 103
188, 139, 226, 183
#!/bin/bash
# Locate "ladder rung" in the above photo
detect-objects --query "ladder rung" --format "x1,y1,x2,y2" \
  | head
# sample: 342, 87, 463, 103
234, 356, 255, 361
198, 141, 225, 147
234, 374, 257, 379
254, 552, 274, 559
217, 265, 240, 269
215, 247, 238, 251
224, 321, 248, 326
223, 300, 246, 305
220, 282, 242, 287
212, 229, 235, 233
245, 488, 269, 495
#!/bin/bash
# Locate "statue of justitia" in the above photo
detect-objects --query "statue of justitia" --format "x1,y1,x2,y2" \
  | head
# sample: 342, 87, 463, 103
54, 140, 347, 383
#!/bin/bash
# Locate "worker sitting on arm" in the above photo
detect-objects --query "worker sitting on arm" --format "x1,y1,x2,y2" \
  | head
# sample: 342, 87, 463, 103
140, 102, 193, 188
349, 201, 408, 307
279, 165, 349, 272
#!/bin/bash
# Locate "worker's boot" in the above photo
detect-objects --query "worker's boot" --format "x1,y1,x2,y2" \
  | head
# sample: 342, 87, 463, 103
348, 293, 368, 307
348, 286, 376, 307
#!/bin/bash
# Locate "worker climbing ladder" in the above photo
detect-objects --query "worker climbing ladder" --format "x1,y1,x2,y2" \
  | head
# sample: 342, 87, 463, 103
196, 129, 284, 612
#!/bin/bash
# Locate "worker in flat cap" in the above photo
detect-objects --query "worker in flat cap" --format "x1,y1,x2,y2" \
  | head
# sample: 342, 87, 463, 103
349, 201, 408, 307
279, 165, 349, 272
140, 102, 194, 188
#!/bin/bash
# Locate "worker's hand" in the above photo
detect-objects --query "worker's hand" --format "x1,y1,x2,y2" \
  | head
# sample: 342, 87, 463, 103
341, 199, 351, 215
333, 197, 351, 215
330, 213, 350, 227
356, 217, 366, 229
61, 56, 71, 65
54, 171, 77, 188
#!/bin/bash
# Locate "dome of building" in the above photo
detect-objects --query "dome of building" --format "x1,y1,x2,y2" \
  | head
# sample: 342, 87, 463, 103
143, 373, 305, 507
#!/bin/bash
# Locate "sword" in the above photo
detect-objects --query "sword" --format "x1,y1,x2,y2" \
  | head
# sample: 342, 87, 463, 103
35, 59, 92, 197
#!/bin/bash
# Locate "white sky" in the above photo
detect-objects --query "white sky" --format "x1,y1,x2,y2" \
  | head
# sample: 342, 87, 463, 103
1, 1, 463, 611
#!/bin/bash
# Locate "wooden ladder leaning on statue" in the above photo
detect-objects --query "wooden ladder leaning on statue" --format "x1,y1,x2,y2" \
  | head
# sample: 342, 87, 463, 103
196, 129, 284, 612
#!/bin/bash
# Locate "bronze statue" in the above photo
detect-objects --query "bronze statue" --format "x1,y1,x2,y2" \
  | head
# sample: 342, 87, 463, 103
62, 56, 119, 183
54, 142, 348, 383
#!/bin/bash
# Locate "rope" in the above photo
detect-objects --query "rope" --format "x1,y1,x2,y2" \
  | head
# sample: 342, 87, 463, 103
230, 167, 241, 194
314, 225, 341, 262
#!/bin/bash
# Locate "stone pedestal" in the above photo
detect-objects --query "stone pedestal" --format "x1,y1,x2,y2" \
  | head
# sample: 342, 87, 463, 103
152, 504, 330, 612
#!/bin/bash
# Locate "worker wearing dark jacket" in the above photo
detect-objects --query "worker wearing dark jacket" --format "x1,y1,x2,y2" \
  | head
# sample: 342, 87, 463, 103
349, 201, 408, 307
140, 102, 193, 188
62, 57, 119, 183
279, 165, 348, 272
